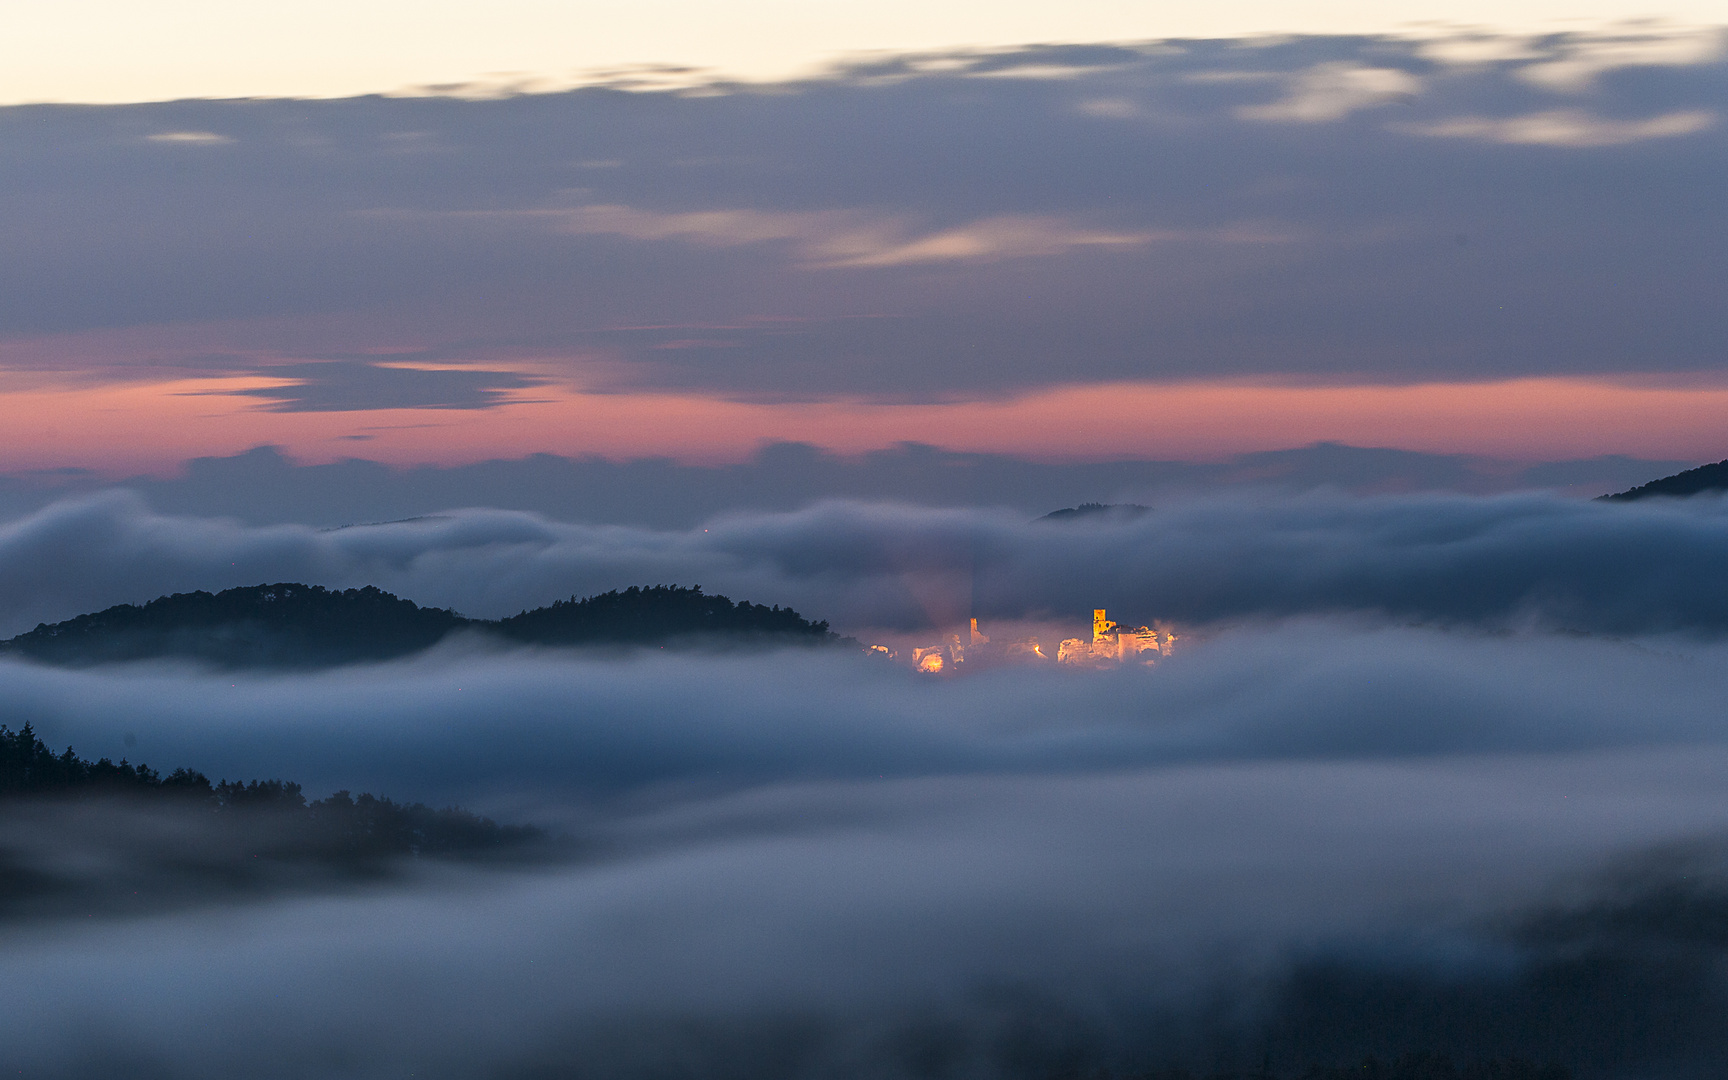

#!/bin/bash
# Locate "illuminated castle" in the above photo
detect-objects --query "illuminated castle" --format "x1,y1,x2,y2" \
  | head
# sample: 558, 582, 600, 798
909, 618, 1014, 673
894, 612, 1172, 673
1055, 609, 1176, 667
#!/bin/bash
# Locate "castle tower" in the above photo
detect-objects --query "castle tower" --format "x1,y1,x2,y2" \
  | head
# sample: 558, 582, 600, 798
1093, 609, 1116, 644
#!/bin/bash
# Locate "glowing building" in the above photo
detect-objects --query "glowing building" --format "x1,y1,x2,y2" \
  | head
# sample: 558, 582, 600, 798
911, 646, 947, 673
891, 609, 1171, 673
1056, 609, 1176, 667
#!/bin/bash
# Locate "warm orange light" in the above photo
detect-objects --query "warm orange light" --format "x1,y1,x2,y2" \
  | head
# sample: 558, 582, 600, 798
1060, 609, 1176, 667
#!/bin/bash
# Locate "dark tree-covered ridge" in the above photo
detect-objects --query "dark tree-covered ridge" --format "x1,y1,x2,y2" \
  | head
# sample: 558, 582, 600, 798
1601, 458, 1728, 501
0, 720, 541, 860
1037, 503, 1151, 522
493, 584, 835, 645
1, 582, 467, 666
0, 582, 843, 667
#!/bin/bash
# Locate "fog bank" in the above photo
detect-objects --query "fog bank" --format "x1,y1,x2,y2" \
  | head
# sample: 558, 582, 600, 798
6, 610, 1728, 1075
5, 754, 1728, 1077
7, 490, 1728, 639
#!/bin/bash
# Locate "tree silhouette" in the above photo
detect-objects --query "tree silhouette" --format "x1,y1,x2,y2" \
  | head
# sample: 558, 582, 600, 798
0, 722, 541, 859
1, 582, 845, 667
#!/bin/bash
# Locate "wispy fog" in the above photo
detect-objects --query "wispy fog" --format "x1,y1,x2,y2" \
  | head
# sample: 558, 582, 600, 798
3, 622, 1728, 1074
7, 489, 1728, 638
5, 624, 1728, 803
8, 493, 1728, 1075
4, 652, 1728, 1075
0, 442, 1687, 529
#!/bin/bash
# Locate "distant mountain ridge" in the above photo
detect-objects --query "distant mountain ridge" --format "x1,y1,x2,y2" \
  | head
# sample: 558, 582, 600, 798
1037, 503, 1150, 522
0, 583, 841, 668
492, 586, 830, 645
1602, 459, 1728, 501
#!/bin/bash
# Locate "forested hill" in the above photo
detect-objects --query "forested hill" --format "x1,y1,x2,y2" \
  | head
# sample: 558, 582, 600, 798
0, 583, 465, 667
1602, 459, 1728, 501
1037, 503, 1150, 522
1, 583, 842, 667
494, 584, 835, 645
0, 720, 551, 920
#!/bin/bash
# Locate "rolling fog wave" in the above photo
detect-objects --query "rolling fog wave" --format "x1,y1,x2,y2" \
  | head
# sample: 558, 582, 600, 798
4, 623, 1726, 806
3, 621, 1728, 1074
5, 754, 1728, 1077
8, 493, 1728, 1075
7, 489, 1728, 636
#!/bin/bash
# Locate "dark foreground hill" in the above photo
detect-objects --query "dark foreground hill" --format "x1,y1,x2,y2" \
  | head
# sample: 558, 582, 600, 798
1602, 458, 1728, 501
0, 582, 842, 668
0, 721, 555, 921
0, 583, 466, 667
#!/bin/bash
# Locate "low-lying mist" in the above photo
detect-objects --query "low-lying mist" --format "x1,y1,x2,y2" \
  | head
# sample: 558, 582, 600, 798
5, 750, 1728, 1077
4, 622, 1725, 804
7, 492, 1728, 1076
3, 619, 1728, 1076
9, 489, 1728, 639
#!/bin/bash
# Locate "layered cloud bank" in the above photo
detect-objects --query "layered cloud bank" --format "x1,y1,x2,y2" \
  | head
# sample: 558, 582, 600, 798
4, 623, 1728, 804
6, 627, 1728, 1075
7, 489, 1728, 638
8, 490, 1728, 1074
0, 29, 1723, 469
5, 756, 1728, 1078
0, 442, 1689, 529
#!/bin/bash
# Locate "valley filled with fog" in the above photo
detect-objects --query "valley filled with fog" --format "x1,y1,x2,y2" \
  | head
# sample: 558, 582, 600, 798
2, 9, 1725, 1075
5, 491, 1728, 1077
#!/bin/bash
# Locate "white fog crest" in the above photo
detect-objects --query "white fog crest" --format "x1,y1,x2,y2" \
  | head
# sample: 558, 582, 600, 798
6, 492, 1728, 1077
5, 489, 1728, 638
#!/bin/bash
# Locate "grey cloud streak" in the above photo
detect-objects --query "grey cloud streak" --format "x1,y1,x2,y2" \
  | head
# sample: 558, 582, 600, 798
222, 360, 549, 412
6, 489, 1728, 639
0, 30, 1722, 400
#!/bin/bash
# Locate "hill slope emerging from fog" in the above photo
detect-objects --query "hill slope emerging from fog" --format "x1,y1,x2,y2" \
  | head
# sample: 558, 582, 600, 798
0, 583, 840, 668
1603, 459, 1728, 501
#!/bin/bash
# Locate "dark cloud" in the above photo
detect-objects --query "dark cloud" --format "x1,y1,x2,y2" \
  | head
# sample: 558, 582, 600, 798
216, 360, 547, 411
0, 32, 1722, 396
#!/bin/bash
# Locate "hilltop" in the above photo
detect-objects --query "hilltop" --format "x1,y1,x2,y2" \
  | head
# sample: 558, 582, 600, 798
0, 720, 554, 921
1602, 459, 1728, 501
0, 583, 841, 668
0, 583, 466, 667
493, 584, 836, 646
1037, 503, 1150, 522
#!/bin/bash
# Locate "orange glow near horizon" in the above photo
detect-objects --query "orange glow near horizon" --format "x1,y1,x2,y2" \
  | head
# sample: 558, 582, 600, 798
8, 373, 1728, 476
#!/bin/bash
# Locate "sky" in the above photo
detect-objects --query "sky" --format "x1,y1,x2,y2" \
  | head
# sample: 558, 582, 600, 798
0, 2, 1724, 488
7, 0, 1726, 103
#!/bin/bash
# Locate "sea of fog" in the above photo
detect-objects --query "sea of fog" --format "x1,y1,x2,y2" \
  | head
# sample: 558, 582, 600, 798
5, 492, 1728, 1077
